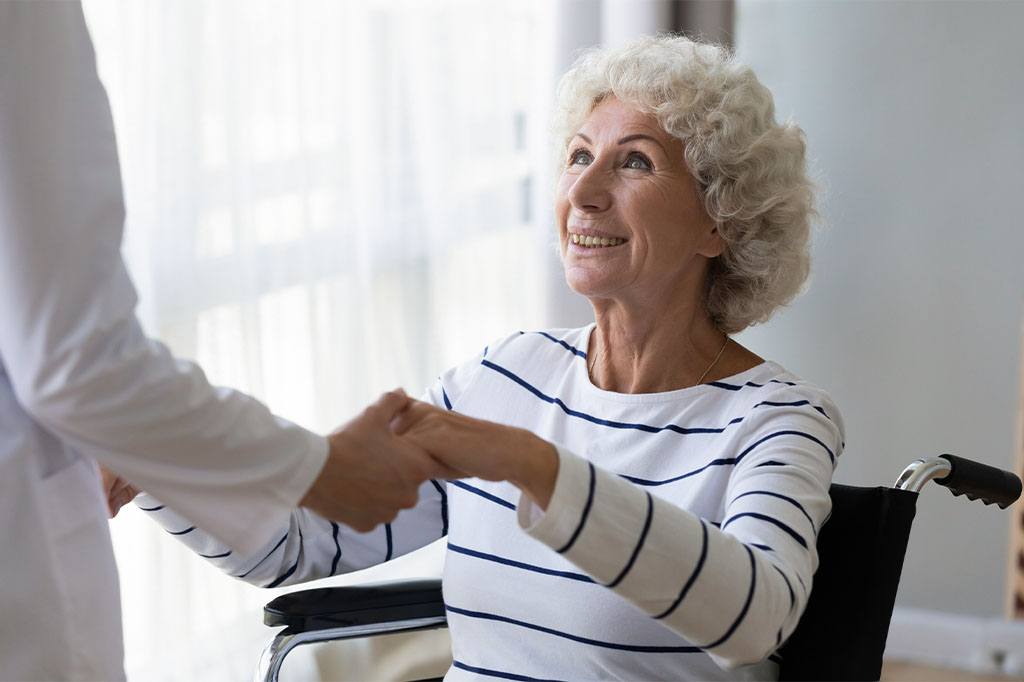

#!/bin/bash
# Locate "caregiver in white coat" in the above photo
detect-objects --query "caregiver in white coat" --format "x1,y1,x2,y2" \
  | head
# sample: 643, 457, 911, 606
0, 3, 451, 680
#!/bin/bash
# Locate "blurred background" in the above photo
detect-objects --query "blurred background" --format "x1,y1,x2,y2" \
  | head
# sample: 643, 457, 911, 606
82, 0, 1024, 679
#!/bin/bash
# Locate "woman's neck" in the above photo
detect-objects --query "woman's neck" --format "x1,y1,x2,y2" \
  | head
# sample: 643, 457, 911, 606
586, 294, 761, 394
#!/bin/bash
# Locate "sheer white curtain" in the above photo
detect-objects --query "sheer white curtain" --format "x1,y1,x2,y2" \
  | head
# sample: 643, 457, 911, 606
82, 1, 545, 678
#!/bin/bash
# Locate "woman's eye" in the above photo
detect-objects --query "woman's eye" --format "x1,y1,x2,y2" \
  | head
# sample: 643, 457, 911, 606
569, 149, 593, 166
624, 153, 652, 171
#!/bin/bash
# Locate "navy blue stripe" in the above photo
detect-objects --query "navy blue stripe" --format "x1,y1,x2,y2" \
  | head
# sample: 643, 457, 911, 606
450, 481, 516, 510
700, 545, 757, 650
483, 345, 489, 358
168, 526, 195, 536
441, 386, 452, 410
753, 399, 831, 419
448, 544, 593, 583
731, 490, 816, 533
446, 605, 701, 653
330, 522, 342, 575
138, 504, 164, 512
265, 529, 304, 589
265, 561, 298, 588
452, 661, 563, 682
751, 543, 774, 552
794, 571, 808, 597
606, 492, 654, 588
655, 519, 708, 620
481, 361, 836, 469
722, 512, 808, 549
709, 378, 796, 391
755, 460, 787, 468
532, 331, 587, 358
233, 533, 288, 578
557, 462, 595, 554
384, 523, 394, 561
767, 430, 835, 466
623, 430, 835, 487
482, 360, 745, 436
773, 564, 796, 613
198, 550, 231, 559
431, 479, 449, 536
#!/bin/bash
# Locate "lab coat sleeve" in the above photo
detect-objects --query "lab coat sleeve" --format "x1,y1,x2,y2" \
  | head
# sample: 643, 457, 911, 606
0, 1, 328, 555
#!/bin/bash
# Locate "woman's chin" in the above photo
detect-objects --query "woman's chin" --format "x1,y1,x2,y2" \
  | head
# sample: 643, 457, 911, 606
563, 270, 621, 300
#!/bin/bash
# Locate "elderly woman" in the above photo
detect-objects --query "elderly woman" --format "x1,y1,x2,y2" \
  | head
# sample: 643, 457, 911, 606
132, 35, 841, 680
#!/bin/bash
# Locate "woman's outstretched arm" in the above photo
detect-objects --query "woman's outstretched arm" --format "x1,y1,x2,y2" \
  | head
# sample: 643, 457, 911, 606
393, 388, 840, 669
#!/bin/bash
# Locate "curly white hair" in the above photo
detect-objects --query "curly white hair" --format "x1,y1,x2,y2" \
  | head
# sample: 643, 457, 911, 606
553, 34, 816, 334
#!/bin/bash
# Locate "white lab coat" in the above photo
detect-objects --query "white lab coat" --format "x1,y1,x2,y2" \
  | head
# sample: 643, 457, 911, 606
0, 3, 329, 679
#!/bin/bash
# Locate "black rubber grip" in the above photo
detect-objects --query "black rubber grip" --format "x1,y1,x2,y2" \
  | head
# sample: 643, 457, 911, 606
936, 454, 1022, 509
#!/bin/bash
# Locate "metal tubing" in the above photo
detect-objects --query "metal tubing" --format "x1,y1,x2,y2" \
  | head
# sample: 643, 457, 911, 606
254, 616, 447, 682
894, 457, 953, 493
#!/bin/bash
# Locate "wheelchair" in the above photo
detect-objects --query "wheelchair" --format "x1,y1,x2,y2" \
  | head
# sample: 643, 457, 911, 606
254, 454, 1022, 682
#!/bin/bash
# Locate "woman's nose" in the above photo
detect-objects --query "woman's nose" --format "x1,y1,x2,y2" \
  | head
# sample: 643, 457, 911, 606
567, 164, 611, 214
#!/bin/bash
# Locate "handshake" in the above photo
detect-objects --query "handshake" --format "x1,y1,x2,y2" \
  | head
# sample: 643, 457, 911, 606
104, 390, 558, 532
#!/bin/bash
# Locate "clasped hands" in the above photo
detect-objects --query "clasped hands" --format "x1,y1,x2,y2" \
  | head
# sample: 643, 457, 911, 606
104, 390, 558, 533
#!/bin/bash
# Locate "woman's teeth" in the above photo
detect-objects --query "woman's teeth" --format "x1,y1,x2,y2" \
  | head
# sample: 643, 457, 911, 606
570, 233, 625, 248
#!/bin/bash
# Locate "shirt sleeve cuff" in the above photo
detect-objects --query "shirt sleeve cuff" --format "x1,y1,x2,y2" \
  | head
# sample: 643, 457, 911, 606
275, 427, 330, 508
516, 444, 592, 548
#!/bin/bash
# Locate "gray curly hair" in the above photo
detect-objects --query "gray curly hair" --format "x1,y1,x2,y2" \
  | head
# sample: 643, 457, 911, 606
553, 35, 816, 334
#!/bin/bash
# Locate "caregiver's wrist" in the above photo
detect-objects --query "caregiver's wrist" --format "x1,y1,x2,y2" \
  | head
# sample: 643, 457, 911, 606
510, 430, 559, 510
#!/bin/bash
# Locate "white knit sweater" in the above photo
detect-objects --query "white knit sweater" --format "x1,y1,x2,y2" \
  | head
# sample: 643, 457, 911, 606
138, 325, 844, 681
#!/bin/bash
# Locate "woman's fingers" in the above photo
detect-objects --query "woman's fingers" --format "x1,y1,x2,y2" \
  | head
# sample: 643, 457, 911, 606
369, 388, 411, 426
105, 479, 138, 518
108, 486, 138, 518
389, 398, 439, 435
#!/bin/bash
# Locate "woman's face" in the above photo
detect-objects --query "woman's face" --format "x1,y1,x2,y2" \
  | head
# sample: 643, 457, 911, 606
555, 96, 721, 305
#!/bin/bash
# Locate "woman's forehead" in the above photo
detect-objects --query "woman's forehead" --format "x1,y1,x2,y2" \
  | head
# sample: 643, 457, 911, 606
575, 97, 681, 155
578, 97, 666, 138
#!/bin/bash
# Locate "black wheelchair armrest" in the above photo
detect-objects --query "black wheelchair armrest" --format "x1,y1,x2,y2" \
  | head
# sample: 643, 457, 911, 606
263, 578, 445, 634
257, 579, 447, 682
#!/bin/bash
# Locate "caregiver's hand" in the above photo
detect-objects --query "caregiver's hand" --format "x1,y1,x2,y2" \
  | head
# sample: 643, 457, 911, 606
101, 466, 140, 518
301, 390, 462, 532
391, 399, 559, 510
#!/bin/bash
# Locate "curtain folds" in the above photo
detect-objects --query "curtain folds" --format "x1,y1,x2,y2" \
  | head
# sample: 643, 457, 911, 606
83, 1, 544, 678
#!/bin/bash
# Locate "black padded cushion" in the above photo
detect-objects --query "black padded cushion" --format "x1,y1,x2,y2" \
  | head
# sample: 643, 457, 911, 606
263, 578, 444, 633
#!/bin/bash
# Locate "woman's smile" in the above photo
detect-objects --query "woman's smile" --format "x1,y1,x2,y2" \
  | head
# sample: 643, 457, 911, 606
567, 230, 629, 252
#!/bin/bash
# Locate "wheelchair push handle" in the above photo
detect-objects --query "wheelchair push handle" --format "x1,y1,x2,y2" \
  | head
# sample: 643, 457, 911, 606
935, 454, 1022, 509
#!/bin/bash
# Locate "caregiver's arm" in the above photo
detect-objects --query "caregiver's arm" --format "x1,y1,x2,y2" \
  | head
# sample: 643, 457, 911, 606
0, 2, 433, 553
393, 389, 842, 669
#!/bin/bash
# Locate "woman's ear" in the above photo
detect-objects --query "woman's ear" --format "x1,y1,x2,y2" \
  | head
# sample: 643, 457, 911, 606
697, 223, 725, 259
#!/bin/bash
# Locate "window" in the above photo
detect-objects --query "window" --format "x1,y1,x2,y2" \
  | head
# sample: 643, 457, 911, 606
84, 1, 545, 677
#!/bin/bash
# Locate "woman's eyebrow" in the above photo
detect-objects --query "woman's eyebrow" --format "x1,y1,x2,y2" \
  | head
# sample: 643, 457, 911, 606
573, 132, 666, 153
617, 133, 666, 152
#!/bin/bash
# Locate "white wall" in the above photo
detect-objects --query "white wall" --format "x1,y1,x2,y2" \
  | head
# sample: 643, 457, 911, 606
733, 0, 1024, 616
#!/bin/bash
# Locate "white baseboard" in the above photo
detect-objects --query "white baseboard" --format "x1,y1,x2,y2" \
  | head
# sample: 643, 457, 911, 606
885, 606, 1024, 677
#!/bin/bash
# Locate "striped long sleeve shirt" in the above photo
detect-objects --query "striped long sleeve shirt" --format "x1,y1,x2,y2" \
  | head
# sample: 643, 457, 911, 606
138, 325, 844, 681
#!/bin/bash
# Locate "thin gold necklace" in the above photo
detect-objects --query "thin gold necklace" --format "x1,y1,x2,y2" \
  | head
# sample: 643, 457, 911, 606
588, 335, 731, 387
696, 336, 731, 385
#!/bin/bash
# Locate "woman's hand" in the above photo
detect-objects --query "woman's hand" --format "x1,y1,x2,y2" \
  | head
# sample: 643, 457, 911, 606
100, 466, 140, 518
302, 390, 464, 532
391, 400, 559, 510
